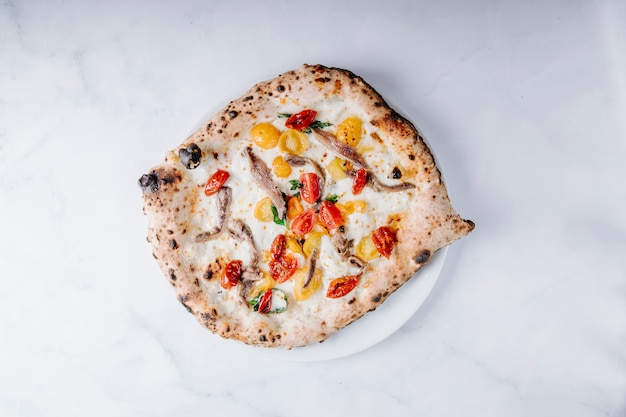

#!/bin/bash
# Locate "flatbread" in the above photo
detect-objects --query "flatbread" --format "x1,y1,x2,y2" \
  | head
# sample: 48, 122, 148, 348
139, 64, 474, 348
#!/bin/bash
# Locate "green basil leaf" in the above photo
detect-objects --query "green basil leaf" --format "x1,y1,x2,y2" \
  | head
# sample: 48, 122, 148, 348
310, 120, 332, 129
301, 121, 331, 134
324, 194, 339, 204
248, 293, 262, 310
277, 113, 291, 119
271, 205, 286, 226
289, 179, 303, 190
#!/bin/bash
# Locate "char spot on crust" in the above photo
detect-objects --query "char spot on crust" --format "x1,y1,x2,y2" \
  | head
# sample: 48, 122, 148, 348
138, 171, 159, 193
228, 110, 238, 118
204, 259, 223, 280
259, 335, 267, 342
169, 239, 178, 249
178, 295, 193, 313
408, 154, 415, 160
168, 269, 177, 281
277, 84, 285, 92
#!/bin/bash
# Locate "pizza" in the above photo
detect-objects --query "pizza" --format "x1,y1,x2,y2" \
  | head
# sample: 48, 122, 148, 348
138, 64, 474, 348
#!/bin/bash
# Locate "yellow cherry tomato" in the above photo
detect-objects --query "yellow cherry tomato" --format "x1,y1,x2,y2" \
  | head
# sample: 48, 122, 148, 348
355, 233, 380, 261
250, 123, 280, 149
293, 268, 323, 301
272, 155, 292, 178
287, 196, 304, 220
278, 129, 308, 155
254, 197, 273, 222
336, 116, 363, 147
302, 231, 324, 258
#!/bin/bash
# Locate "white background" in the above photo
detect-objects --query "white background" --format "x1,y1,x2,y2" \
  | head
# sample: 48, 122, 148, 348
1, 1, 625, 416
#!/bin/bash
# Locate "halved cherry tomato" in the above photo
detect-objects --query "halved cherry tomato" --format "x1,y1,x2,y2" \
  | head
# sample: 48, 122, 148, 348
352, 168, 367, 195
270, 234, 286, 261
318, 200, 344, 230
204, 169, 230, 196
257, 289, 273, 314
326, 275, 360, 298
221, 260, 242, 289
285, 110, 317, 131
269, 254, 298, 283
299, 173, 320, 204
291, 209, 316, 237
372, 226, 397, 259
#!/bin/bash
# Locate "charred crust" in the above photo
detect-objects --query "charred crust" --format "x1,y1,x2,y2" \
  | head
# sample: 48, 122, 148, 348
277, 84, 285, 92
138, 172, 159, 193
243, 95, 254, 101
169, 239, 178, 249
203, 259, 223, 281
408, 154, 416, 161
203, 268, 214, 281
168, 269, 177, 281
415, 249, 431, 264
372, 294, 382, 303
178, 295, 193, 313
139, 169, 181, 194
259, 335, 267, 342
391, 166, 402, 179
228, 110, 238, 119
315, 76, 331, 83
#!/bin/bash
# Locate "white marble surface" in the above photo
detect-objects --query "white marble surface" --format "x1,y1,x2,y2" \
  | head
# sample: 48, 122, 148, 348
1, 0, 625, 415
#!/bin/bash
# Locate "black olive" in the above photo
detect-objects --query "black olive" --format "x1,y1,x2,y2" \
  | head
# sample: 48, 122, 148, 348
179, 143, 202, 169
138, 172, 159, 193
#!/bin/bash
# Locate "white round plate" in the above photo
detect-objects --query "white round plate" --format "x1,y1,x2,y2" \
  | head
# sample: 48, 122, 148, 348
253, 247, 447, 362
189, 74, 448, 362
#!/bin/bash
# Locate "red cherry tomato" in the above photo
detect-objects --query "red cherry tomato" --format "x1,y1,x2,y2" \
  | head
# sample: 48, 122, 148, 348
372, 226, 397, 258
326, 275, 360, 298
285, 109, 317, 131
318, 200, 344, 230
269, 254, 298, 283
257, 289, 273, 314
352, 168, 367, 195
270, 234, 286, 261
299, 173, 320, 204
221, 260, 242, 289
204, 169, 230, 196
291, 209, 316, 237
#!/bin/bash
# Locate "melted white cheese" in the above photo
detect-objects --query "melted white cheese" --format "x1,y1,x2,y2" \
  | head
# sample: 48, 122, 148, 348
185, 96, 412, 306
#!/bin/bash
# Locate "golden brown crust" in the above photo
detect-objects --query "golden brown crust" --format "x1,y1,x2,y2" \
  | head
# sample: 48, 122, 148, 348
139, 64, 474, 348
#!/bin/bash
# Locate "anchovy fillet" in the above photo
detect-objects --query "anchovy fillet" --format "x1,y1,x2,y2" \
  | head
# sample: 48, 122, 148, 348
244, 147, 287, 218
195, 186, 232, 242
